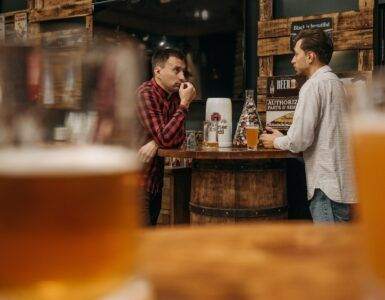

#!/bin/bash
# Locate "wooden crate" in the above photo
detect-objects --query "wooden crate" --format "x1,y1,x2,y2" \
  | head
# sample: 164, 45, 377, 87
257, 0, 375, 120
28, 0, 92, 22
0, 10, 29, 43
29, 16, 93, 47
158, 167, 191, 226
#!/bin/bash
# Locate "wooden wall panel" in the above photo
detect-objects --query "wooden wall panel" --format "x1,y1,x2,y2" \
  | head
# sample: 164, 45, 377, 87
29, 1, 92, 22
358, 49, 374, 71
258, 10, 373, 39
257, 0, 374, 119
359, 0, 374, 10
259, 56, 274, 77
258, 29, 373, 56
259, 0, 273, 21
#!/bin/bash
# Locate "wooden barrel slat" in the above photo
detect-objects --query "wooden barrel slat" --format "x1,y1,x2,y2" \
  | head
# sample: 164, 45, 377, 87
190, 160, 287, 224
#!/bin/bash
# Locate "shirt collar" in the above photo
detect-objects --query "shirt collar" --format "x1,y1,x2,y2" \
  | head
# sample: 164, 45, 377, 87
310, 65, 332, 80
151, 78, 175, 100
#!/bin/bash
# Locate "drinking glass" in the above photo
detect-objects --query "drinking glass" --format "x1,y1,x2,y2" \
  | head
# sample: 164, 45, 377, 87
245, 122, 259, 150
0, 43, 145, 300
349, 69, 385, 298
203, 121, 218, 149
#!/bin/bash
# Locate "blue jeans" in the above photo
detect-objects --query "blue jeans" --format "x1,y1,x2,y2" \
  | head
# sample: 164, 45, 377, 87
309, 189, 351, 223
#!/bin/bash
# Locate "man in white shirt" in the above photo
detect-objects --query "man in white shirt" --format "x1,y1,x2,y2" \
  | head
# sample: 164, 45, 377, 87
260, 28, 355, 223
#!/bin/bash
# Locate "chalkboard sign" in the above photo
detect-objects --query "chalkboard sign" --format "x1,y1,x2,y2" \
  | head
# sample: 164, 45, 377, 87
290, 18, 333, 49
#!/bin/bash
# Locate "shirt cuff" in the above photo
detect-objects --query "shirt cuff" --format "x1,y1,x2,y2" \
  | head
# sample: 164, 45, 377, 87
178, 104, 189, 113
274, 136, 289, 150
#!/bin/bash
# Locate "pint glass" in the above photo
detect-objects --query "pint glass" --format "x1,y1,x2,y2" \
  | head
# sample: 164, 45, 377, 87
245, 123, 259, 150
0, 44, 144, 300
350, 70, 385, 296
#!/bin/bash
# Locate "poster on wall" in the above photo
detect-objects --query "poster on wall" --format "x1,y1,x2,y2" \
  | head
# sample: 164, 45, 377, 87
266, 76, 306, 130
290, 18, 333, 49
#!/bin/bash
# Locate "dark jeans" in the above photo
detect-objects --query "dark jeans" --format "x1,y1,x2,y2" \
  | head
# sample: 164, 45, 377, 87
309, 189, 351, 223
142, 191, 162, 226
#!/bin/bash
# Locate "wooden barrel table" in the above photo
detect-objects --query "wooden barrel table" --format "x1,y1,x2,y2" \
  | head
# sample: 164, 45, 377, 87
158, 147, 301, 224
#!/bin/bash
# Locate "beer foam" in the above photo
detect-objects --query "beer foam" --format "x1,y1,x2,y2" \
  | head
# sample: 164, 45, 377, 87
352, 112, 385, 133
0, 145, 140, 176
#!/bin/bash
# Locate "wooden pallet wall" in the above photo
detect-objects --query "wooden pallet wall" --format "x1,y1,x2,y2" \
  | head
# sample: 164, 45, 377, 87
257, 0, 375, 120
0, 1, 93, 110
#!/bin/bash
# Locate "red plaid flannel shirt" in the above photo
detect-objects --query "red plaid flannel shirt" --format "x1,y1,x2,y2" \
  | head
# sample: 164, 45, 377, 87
137, 78, 187, 194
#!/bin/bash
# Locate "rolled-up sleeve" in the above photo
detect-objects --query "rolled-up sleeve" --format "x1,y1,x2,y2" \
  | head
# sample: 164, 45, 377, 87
274, 81, 321, 153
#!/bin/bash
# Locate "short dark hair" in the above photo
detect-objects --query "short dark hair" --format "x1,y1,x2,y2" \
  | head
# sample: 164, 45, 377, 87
151, 48, 187, 69
294, 28, 334, 65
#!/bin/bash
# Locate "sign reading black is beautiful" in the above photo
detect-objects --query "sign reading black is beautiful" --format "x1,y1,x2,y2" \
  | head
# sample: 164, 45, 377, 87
290, 18, 333, 49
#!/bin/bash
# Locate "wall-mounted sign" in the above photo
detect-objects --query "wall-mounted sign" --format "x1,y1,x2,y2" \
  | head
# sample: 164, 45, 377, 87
266, 76, 306, 130
290, 18, 333, 49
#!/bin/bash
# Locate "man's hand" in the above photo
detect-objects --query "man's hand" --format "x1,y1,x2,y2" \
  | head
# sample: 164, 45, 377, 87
179, 82, 196, 108
138, 140, 159, 164
260, 127, 284, 149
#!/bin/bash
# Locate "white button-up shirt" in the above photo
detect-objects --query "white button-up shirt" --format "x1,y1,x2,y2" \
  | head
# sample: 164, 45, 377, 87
274, 65, 356, 204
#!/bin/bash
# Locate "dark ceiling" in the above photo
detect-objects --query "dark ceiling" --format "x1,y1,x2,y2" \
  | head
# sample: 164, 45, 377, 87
93, 0, 244, 36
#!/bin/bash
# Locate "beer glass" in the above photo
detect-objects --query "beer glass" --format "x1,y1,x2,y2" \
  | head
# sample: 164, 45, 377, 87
245, 122, 259, 150
203, 121, 218, 149
349, 69, 385, 297
0, 43, 145, 300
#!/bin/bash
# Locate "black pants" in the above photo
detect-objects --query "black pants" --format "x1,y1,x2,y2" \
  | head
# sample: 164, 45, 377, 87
142, 191, 162, 226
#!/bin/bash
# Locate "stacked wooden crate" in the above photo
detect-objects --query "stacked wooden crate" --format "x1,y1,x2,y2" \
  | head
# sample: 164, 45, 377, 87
0, 1, 93, 109
257, 0, 375, 124
0, 10, 29, 43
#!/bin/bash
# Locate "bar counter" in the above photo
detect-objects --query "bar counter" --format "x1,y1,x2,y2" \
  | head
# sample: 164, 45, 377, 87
138, 223, 363, 300
158, 147, 300, 160
158, 147, 302, 223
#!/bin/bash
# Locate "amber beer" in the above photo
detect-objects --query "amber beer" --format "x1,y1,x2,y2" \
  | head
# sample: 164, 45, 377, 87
0, 146, 140, 300
246, 126, 259, 150
352, 115, 385, 286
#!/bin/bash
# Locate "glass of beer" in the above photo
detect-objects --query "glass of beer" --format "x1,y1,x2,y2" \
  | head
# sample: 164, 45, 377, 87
245, 122, 259, 150
0, 43, 145, 300
203, 121, 219, 149
350, 70, 385, 297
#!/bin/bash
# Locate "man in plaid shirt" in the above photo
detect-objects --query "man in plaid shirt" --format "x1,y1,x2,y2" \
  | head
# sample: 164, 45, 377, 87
138, 48, 196, 226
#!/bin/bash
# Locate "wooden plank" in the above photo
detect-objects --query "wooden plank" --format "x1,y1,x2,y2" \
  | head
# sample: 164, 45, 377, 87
85, 14, 93, 34
358, 49, 374, 71
359, 0, 374, 10
29, 1, 92, 22
259, 56, 273, 77
257, 76, 268, 95
257, 95, 266, 113
258, 29, 373, 56
258, 10, 373, 39
30, 0, 91, 9
258, 71, 372, 97
259, 0, 272, 21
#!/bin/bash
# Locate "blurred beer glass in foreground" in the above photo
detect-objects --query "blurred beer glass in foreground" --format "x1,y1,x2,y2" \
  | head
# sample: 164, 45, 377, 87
0, 43, 144, 300
349, 68, 385, 296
